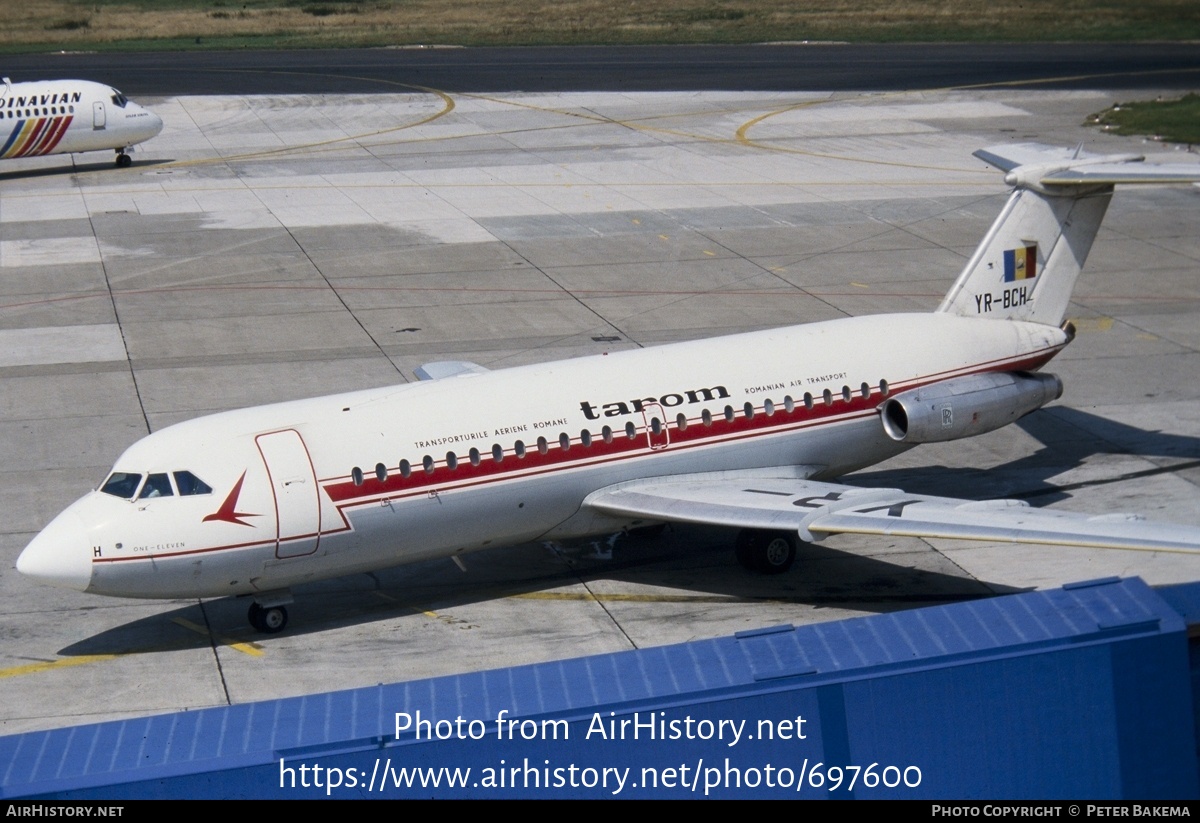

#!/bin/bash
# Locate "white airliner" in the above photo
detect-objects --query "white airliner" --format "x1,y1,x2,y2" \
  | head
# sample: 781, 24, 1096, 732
16, 143, 1200, 633
1, 78, 162, 167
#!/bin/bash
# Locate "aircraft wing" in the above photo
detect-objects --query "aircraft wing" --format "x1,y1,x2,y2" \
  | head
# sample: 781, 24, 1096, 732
584, 474, 1200, 554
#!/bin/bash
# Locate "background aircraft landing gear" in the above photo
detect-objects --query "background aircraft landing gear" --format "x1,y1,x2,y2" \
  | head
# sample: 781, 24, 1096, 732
735, 529, 798, 574
248, 602, 288, 633
115, 151, 132, 168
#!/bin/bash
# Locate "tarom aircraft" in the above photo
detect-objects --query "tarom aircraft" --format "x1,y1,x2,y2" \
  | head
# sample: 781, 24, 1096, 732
1, 77, 162, 167
16, 143, 1200, 633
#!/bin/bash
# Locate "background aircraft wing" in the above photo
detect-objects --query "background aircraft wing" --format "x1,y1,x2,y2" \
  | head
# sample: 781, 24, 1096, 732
585, 474, 1200, 553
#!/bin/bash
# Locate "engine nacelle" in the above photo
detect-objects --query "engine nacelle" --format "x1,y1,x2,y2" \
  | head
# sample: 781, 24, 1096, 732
880, 371, 1062, 444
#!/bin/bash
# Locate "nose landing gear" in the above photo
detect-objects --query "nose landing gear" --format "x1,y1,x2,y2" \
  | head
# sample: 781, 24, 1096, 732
246, 590, 294, 633
248, 602, 288, 633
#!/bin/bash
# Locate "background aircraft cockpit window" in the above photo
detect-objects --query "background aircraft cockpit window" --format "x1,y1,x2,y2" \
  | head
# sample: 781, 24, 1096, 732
173, 471, 212, 495
110, 90, 129, 108
100, 472, 143, 499
139, 473, 174, 498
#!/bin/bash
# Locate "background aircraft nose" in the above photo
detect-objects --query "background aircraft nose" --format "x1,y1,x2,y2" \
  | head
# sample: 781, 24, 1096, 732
16, 509, 93, 592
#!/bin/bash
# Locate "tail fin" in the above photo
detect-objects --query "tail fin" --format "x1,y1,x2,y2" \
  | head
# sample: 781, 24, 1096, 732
937, 142, 1200, 326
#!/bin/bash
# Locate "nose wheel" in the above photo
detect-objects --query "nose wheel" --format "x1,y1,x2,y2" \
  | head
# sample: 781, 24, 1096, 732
115, 151, 132, 168
248, 602, 289, 633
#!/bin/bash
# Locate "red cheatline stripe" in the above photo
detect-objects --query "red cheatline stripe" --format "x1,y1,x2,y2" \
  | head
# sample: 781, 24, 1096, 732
322, 346, 1062, 506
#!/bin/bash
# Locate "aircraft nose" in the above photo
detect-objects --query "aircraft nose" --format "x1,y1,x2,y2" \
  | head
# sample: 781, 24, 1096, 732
16, 508, 93, 592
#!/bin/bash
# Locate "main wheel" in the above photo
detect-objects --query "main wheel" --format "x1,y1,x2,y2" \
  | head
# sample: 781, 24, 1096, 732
248, 603, 289, 634
757, 531, 796, 574
734, 529, 797, 574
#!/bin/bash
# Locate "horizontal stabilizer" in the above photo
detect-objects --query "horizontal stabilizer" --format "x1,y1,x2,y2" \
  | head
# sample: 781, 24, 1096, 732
414, 360, 490, 381
975, 142, 1200, 190
586, 475, 1200, 554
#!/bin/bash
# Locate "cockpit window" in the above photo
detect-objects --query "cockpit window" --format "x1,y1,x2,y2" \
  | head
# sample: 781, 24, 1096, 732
110, 91, 128, 108
100, 472, 143, 499
174, 471, 212, 495
139, 473, 174, 499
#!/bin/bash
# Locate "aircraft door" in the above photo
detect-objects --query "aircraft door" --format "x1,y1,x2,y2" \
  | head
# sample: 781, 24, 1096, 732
92, 102, 106, 130
642, 402, 670, 450
256, 429, 321, 558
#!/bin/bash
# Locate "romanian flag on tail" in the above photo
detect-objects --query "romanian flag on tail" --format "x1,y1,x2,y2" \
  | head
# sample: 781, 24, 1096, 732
1003, 244, 1037, 282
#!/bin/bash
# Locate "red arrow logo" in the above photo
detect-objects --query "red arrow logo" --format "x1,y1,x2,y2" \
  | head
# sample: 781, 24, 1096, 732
203, 471, 260, 527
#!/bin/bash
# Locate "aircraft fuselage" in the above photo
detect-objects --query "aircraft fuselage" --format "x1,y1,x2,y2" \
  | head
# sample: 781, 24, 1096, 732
25, 313, 1066, 600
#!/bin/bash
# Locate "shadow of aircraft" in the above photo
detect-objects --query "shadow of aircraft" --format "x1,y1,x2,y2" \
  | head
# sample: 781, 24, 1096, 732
848, 406, 1200, 504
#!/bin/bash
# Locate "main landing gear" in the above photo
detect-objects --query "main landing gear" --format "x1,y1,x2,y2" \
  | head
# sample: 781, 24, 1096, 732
248, 602, 289, 634
734, 529, 799, 574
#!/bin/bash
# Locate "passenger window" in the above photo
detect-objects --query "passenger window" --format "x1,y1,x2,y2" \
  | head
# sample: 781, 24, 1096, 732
352, 467, 364, 486
469, 448, 481, 467
823, 389, 833, 407
492, 444, 504, 463
101, 471, 143, 499
581, 430, 592, 447
724, 405, 735, 422
860, 382, 871, 399
602, 426, 613, 444
537, 437, 549, 455
139, 473, 173, 498
559, 433, 571, 451
446, 452, 458, 470
743, 402, 754, 420
784, 396, 795, 413
803, 392, 814, 410
879, 379, 890, 397
649, 418, 662, 435
422, 455, 434, 474
625, 422, 636, 439
376, 463, 388, 481
676, 413, 687, 431
173, 471, 212, 496
399, 459, 412, 478
514, 440, 526, 458
842, 385, 851, 403
702, 409, 713, 427
764, 399, 775, 416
